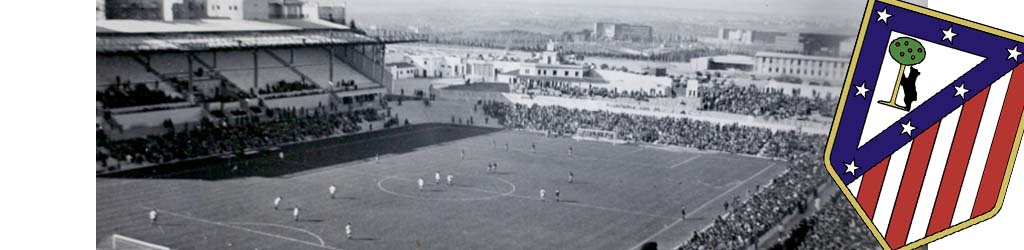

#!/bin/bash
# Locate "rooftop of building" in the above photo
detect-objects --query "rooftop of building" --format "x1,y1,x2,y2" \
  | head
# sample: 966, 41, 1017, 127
708, 55, 755, 65
754, 51, 850, 62
386, 62, 417, 68
535, 64, 588, 70
503, 70, 607, 84
720, 25, 855, 37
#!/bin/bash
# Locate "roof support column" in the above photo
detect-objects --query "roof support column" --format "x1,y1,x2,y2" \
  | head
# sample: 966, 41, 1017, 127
187, 52, 194, 98
328, 46, 335, 84
253, 49, 259, 93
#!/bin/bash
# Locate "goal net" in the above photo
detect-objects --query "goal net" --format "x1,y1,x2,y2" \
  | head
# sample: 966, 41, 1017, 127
112, 234, 170, 250
574, 128, 627, 145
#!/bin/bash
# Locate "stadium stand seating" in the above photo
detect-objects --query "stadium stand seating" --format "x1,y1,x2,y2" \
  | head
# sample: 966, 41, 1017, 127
282, 48, 329, 66
97, 55, 161, 85
260, 48, 375, 89
102, 106, 381, 165
212, 50, 286, 69
218, 68, 303, 92
147, 53, 191, 75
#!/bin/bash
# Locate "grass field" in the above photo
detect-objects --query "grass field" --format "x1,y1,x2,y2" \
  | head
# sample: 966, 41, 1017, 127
97, 124, 787, 250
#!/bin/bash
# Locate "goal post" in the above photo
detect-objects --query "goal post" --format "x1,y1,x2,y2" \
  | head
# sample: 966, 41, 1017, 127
573, 128, 627, 145
111, 234, 170, 250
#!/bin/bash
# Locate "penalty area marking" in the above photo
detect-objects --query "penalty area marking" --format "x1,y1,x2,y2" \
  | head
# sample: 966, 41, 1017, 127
225, 221, 327, 247
141, 206, 342, 250
668, 155, 703, 169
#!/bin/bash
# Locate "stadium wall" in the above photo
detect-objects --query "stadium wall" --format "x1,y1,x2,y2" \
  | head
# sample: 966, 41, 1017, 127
262, 93, 333, 109
431, 87, 510, 103
113, 106, 204, 129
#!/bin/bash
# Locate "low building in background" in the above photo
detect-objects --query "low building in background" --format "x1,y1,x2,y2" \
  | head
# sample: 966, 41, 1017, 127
105, 0, 180, 21
495, 41, 671, 97
404, 54, 465, 78
593, 22, 654, 42
387, 62, 417, 80
711, 27, 853, 57
643, 66, 668, 77
690, 55, 755, 72
243, 0, 318, 20
104, 0, 315, 21
754, 52, 849, 82
318, 5, 346, 23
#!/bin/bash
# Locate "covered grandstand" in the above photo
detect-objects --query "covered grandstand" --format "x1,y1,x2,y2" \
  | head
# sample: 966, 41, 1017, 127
96, 18, 401, 142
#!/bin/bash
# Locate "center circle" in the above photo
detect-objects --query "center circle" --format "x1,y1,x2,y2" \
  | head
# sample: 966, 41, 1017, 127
377, 175, 516, 201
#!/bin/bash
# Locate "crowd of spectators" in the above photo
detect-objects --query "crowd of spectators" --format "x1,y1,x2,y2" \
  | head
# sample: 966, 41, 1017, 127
98, 83, 185, 109
699, 83, 837, 120
484, 102, 774, 155
184, 79, 253, 103
99, 107, 380, 165
792, 194, 877, 250
257, 80, 320, 95
521, 83, 668, 101
682, 156, 823, 250
481, 101, 876, 249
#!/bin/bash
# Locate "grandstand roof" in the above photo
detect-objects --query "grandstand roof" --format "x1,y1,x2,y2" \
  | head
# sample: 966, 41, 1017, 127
754, 51, 849, 62
95, 19, 385, 54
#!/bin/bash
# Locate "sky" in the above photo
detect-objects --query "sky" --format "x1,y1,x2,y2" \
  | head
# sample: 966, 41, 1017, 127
309, 0, 926, 33
321, 0, 924, 18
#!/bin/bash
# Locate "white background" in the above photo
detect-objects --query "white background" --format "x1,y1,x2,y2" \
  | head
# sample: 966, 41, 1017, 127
927, 0, 1022, 249
0, 0, 1018, 249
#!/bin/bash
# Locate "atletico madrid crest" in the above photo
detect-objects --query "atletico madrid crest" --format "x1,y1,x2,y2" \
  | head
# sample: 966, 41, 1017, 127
824, 0, 1024, 249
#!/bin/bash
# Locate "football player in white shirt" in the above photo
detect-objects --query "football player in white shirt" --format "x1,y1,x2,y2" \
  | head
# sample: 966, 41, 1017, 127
345, 223, 353, 239
148, 209, 158, 226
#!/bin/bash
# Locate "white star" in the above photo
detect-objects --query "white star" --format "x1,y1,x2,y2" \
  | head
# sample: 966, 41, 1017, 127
901, 121, 916, 136
877, 8, 892, 24
941, 27, 957, 43
854, 82, 870, 99
844, 160, 860, 175
1009, 45, 1022, 62
954, 83, 970, 99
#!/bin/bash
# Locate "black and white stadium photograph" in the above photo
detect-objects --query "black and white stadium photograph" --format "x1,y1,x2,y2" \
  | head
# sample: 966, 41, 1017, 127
4, 0, 1024, 249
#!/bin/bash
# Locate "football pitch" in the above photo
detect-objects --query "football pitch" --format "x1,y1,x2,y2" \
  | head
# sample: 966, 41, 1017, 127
97, 124, 787, 250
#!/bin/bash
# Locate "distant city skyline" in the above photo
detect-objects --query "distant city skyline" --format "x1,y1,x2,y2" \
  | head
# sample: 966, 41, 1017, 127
309, 0, 926, 34
320, 0, 927, 20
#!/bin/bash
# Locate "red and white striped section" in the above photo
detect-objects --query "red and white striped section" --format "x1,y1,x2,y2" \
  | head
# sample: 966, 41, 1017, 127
846, 64, 1024, 249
